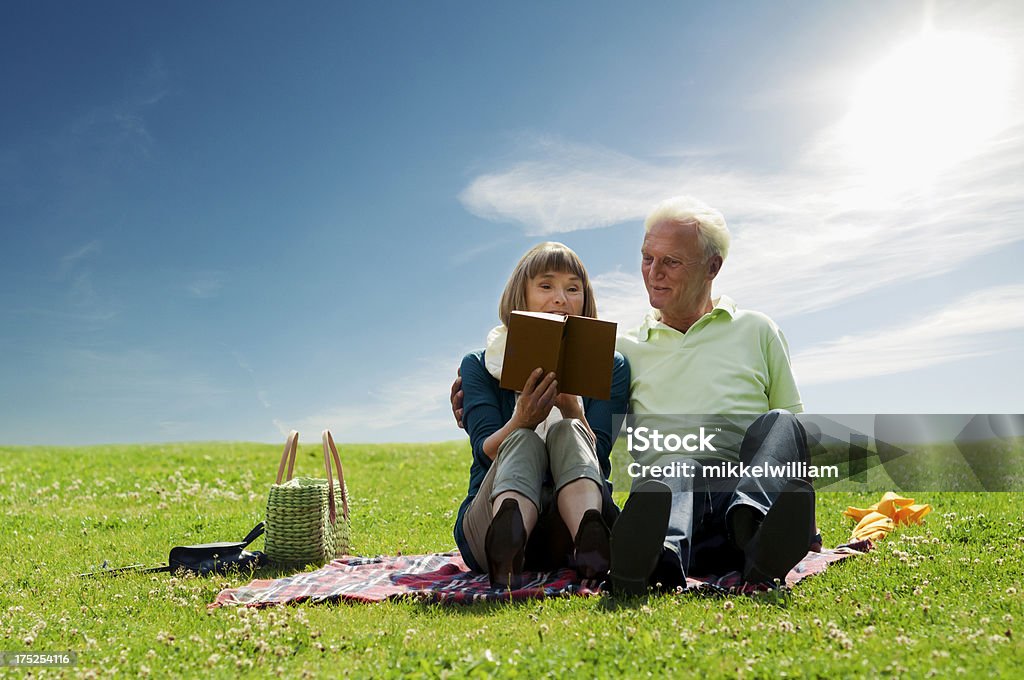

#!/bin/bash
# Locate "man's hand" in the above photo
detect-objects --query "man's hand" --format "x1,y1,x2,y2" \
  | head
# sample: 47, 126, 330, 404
450, 371, 464, 429
512, 368, 558, 429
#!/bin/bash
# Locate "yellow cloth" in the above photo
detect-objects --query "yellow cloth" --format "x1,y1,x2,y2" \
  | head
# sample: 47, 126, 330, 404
843, 492, 932, 542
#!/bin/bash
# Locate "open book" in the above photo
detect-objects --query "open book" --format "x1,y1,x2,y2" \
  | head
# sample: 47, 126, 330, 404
499, 311, 617, 400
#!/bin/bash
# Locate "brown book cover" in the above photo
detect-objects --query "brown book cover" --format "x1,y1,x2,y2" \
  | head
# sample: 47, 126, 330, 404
499, 312, 617, 400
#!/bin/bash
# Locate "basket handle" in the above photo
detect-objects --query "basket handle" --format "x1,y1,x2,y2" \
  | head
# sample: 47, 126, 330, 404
274, 430, 300, 484
321, 429, 350, 525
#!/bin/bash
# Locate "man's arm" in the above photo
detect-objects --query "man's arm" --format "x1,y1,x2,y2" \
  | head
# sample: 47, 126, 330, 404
450, 371, 464, 429
766, 329, 803, 413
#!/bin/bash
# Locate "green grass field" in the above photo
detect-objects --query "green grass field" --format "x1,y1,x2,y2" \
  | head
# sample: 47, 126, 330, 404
1, 441, 1022, 678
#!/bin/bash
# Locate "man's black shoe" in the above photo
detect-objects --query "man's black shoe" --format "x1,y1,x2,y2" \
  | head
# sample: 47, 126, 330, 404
609, 480, 672, 596
742, 479, 815, 585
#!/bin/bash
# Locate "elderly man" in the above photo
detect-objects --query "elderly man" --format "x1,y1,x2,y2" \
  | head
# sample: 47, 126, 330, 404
607, 196, 815, 595
451, 196, 816, 594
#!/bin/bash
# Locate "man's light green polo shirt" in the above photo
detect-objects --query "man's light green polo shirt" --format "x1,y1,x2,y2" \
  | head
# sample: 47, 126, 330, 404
615, 295, 803, 416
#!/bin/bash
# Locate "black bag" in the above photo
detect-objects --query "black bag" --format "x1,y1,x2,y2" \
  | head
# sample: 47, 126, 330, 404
166, 522, 266, 575
80, 522, 266, 577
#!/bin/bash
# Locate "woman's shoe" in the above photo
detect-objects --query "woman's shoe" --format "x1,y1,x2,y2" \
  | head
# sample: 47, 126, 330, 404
573, 508, 611, 581
485, 498, 527, 589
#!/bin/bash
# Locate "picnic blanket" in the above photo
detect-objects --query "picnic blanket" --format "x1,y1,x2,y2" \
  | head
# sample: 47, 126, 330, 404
211, 540, 871, 608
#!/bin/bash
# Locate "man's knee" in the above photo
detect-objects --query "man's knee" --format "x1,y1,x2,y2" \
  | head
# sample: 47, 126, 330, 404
753, 409, 797, 430
743, 410, 807, 464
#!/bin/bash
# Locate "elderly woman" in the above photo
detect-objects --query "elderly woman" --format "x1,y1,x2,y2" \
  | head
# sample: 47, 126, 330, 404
454, 242, 630, 588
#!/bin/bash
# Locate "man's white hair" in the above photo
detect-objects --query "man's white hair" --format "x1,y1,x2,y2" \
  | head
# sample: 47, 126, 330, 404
643, 196, 731, 262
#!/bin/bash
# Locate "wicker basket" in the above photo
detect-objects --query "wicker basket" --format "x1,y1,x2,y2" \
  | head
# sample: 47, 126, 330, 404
264, 430, 351, 567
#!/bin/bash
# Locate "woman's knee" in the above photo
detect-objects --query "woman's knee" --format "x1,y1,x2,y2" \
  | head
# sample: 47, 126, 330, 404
546, 419, 595, 460
547, 418, 589, 441
497, 427, 548, 462
494, 428, 549, 489
548, 425, 603, 491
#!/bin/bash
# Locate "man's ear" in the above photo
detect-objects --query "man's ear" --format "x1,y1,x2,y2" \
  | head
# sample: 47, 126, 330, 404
707, 255, 723, 280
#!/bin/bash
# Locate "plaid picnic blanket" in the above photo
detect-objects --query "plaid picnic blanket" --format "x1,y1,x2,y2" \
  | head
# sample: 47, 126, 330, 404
211, 540, 871, 608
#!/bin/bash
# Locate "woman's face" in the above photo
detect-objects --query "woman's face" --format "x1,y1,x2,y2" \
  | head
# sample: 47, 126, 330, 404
524, 270, 585, 316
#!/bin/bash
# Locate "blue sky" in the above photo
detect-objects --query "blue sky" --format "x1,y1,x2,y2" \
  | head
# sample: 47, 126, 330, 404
2, 1, 1022, 446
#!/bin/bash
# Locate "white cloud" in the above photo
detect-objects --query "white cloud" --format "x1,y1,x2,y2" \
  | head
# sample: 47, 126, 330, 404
187, 273, 224, 299
231, 350, 271, 409
60, 54, 169, 172
66, 271, 117, 321
792, 284, 1024, 385
280, 354, 468, 443
459, 138, 691, 236
591, 269, 649, 331
51, 240, 120, 323
460, 124, 1024, 321
456, 8, 1024, 323
60, 240, 102, 268
61, 348, 231, 409
449, 237, 514, 266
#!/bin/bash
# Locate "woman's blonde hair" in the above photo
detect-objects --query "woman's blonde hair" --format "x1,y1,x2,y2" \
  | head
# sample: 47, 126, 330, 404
498, 242, 597, 326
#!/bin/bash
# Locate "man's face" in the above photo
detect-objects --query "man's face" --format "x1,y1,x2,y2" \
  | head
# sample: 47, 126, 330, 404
641, 220, 713, 320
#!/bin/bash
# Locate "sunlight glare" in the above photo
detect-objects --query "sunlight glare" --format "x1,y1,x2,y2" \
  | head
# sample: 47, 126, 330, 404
839, 31, 1013, 186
